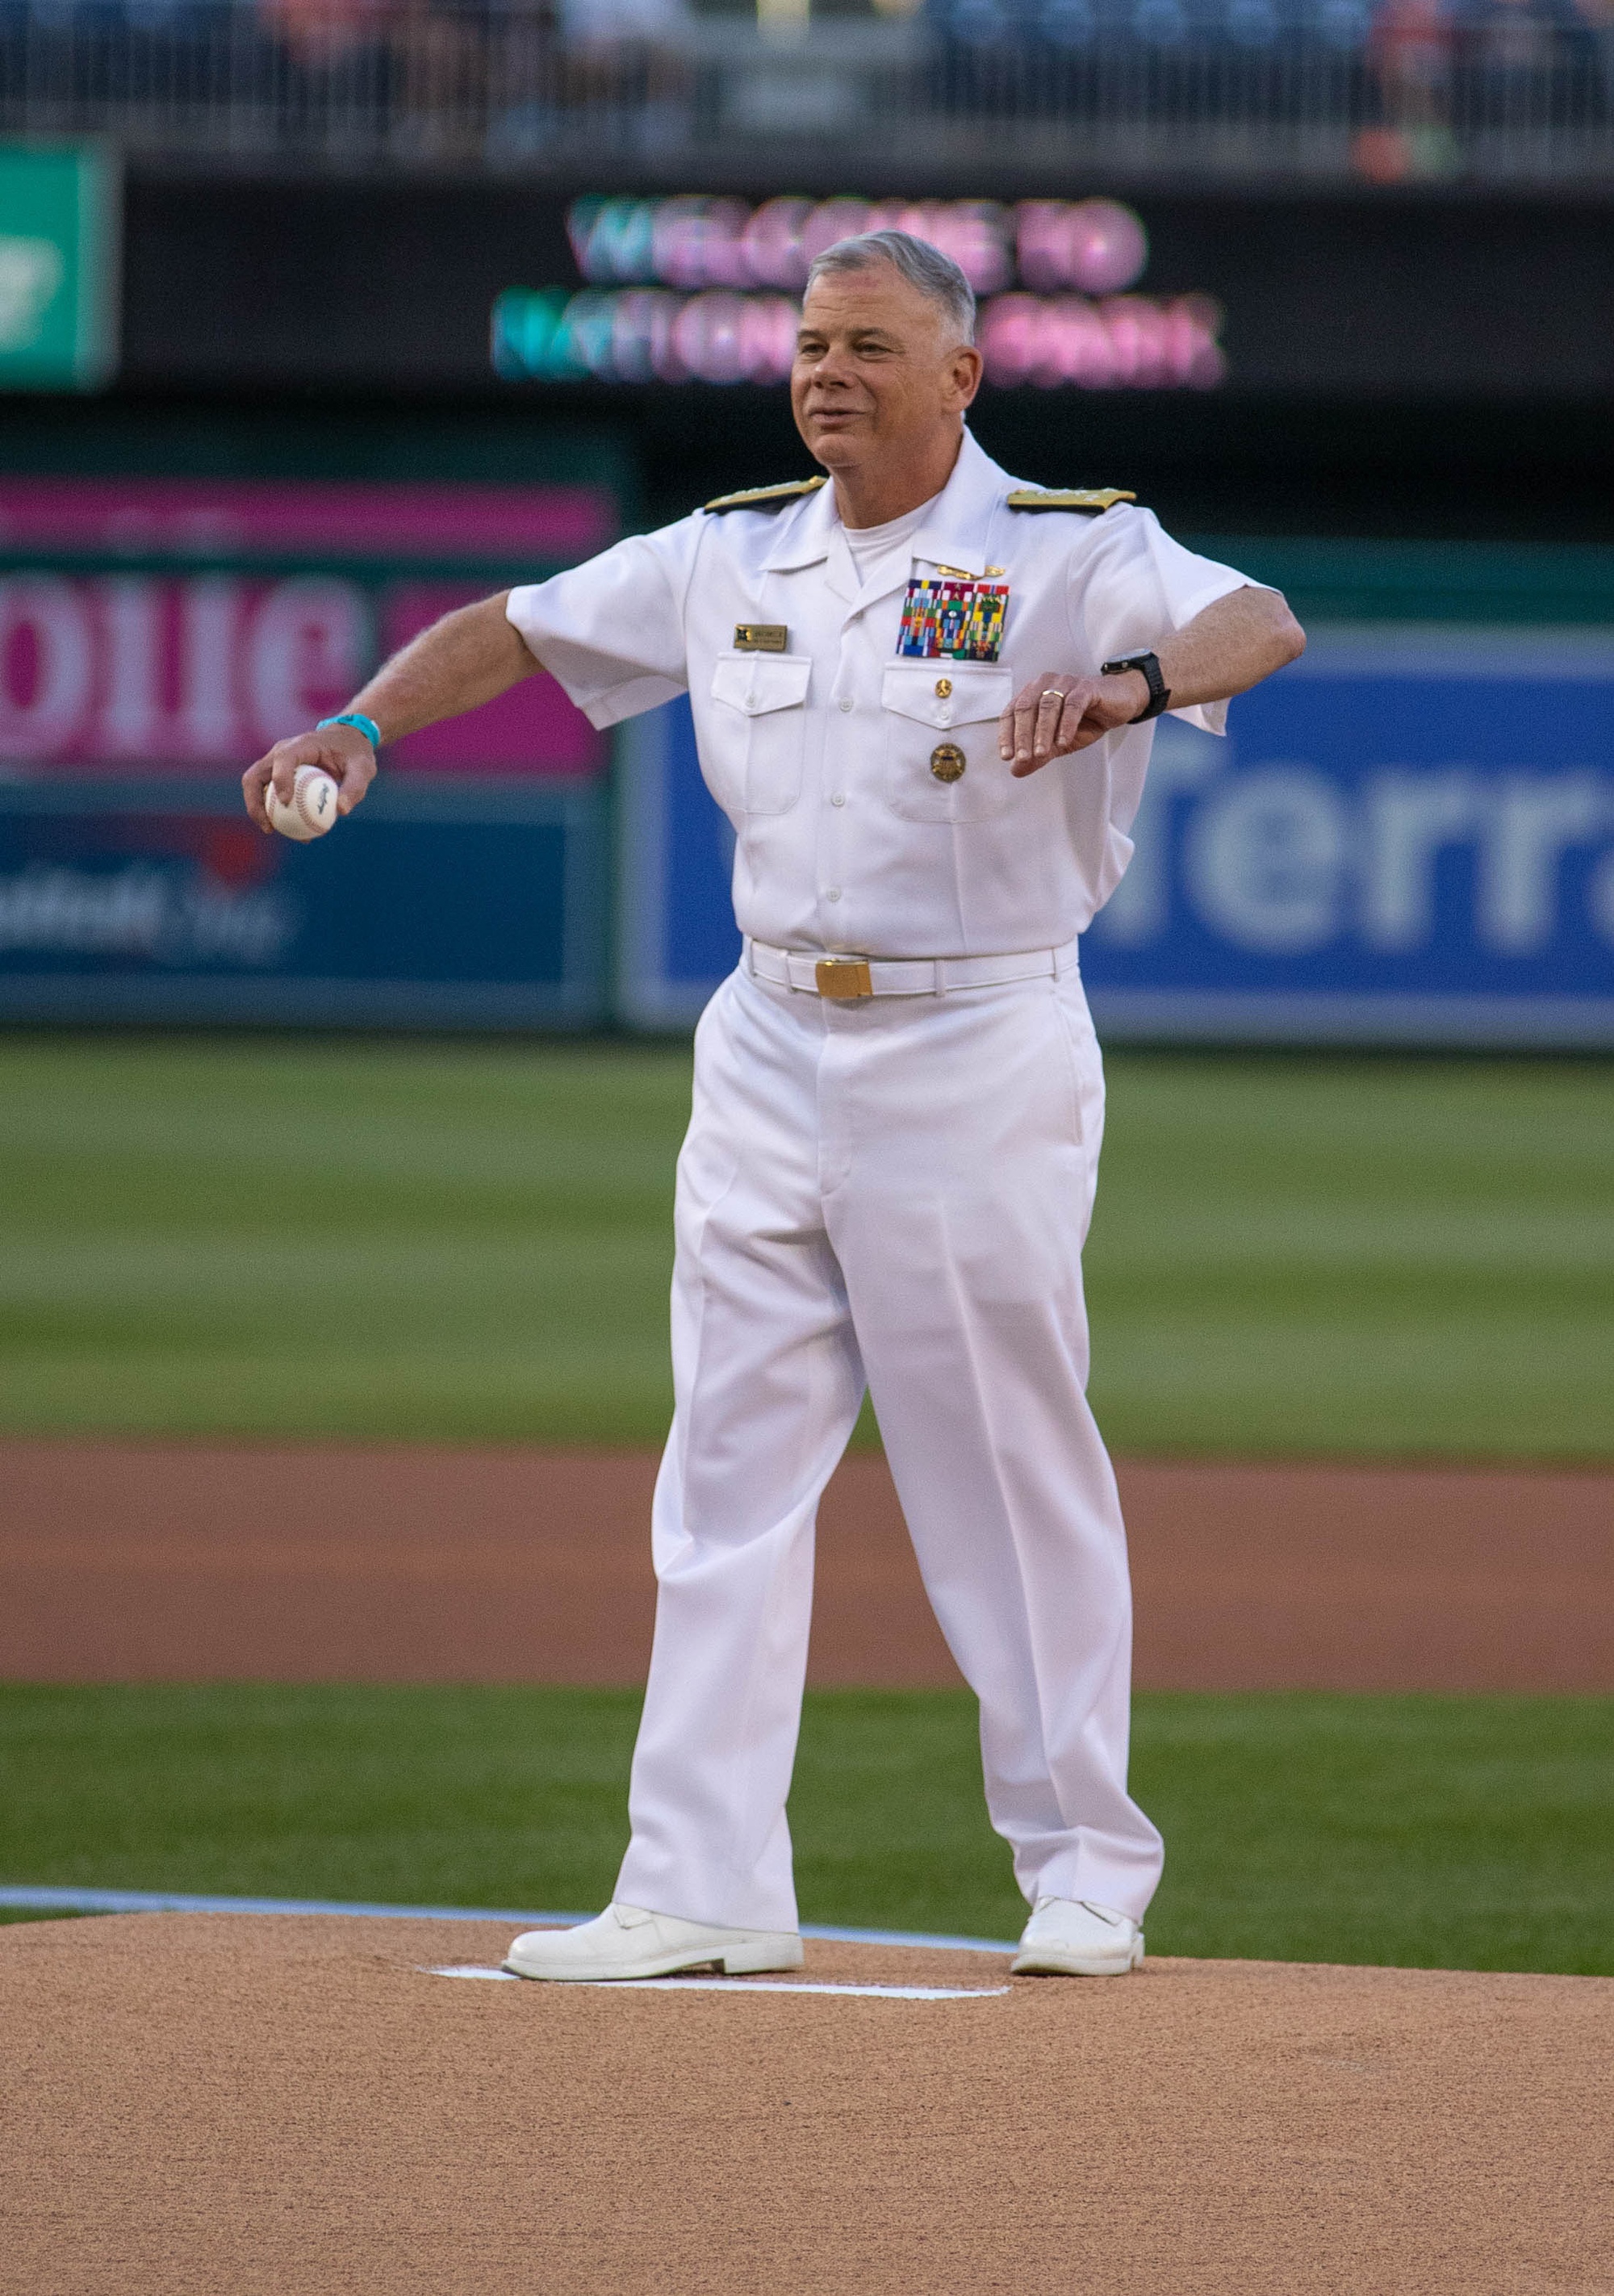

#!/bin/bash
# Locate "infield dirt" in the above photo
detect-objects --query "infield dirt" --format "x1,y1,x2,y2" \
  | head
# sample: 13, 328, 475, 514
2, 1441, 1610, 1689
2, 1909, 1609, 2294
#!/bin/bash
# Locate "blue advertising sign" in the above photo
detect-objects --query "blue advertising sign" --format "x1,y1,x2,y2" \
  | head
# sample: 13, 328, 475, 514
616, 626, 1614, 1046
0, 776, 607, 1026
616, 701, 740, 1029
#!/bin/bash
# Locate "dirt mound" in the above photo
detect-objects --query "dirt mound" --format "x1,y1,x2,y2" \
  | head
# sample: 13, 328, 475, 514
1, 1910, 1608, 2293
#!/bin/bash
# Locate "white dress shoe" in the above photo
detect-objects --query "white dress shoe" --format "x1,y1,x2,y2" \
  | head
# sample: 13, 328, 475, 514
1011, 1896, 1145, 1977
504, 1901, 805, 1983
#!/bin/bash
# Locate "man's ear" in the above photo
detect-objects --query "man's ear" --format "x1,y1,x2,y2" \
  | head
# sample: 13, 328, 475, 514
946, 345, 984, 411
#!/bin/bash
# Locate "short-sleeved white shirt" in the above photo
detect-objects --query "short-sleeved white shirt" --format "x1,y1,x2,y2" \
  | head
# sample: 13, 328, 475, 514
507, 428, 1260, 960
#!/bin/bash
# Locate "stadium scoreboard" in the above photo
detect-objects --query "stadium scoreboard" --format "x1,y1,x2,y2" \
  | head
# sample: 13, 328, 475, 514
493, 194, 1225, 391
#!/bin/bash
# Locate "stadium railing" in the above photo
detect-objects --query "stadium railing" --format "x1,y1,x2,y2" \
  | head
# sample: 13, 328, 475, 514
1, 0, 1611, 182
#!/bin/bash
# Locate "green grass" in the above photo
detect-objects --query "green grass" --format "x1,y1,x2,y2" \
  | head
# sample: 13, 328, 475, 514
1086, 1055, 1614, 1460
0, 1037, 1611, 1457
0, 1037, 688, 1447
2, 1687, 1610, 1975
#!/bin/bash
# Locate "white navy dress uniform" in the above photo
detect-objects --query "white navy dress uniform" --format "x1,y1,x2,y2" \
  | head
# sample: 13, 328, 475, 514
505, 428, 1261, 1967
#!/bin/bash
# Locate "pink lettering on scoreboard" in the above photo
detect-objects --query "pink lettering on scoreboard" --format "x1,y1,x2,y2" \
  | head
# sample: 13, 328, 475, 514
0, 479, 617, 780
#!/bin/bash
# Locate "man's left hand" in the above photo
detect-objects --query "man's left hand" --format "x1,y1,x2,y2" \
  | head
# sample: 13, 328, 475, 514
999, 670, 1149, 776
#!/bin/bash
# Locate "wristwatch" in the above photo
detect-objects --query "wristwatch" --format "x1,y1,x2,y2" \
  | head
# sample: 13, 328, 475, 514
1100, 650, 1170, 722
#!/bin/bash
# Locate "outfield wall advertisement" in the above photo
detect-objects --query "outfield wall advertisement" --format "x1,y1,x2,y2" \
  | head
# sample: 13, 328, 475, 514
6, 478, 1611, 1046
0, 778, 605, 1027
0, 475, 616, 1027
619, 627, 1614, 1048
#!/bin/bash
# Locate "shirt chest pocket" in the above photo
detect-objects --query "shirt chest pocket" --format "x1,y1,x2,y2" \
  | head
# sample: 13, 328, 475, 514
880, 662, 1017, 823
709, 652, 812, 816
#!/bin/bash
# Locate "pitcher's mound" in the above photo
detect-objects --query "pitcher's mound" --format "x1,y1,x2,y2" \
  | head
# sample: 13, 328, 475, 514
3, 1912, 1608, 2294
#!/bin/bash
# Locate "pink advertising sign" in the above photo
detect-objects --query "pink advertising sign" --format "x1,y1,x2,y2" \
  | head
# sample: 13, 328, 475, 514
0, 479, 617, 780
383, 583, 601, 773
0, 477, 617, 566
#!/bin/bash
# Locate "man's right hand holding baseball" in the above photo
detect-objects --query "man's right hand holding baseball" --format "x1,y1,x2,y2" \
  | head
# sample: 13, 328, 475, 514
241, 590, 546, 831
243, 722, 378, 833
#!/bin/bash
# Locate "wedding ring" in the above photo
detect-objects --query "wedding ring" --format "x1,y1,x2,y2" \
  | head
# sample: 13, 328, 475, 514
1039, 688, 1064, 704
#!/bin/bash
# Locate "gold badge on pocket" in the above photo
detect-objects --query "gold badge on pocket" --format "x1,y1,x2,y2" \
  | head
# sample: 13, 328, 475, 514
930, 743, 967, 784
734, 624, 788, 652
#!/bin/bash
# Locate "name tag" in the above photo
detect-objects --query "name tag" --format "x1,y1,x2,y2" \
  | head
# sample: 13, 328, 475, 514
734, 624, 788, 653
897, 579, 1008, 663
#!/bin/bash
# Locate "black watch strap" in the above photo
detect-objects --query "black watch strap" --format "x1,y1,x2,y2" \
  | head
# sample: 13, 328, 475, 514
1101, 650, 1170, 722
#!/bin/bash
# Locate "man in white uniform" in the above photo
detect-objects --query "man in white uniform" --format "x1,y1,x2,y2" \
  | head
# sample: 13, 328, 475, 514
246, 231, 1303, 1982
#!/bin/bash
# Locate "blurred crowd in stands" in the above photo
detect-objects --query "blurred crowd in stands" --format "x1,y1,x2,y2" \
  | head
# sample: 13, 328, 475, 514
2, 0, 1611, 169
930, 0, 1614, 169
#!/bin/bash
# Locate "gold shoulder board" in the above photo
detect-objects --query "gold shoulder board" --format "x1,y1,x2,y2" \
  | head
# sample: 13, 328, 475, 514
1006, 487, 1137, 514
704, 476, 830, 515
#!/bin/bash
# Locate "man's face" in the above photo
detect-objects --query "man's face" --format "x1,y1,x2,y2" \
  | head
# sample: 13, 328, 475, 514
791, 261, 982, 476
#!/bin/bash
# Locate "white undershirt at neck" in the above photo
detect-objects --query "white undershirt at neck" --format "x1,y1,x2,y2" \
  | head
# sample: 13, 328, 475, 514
839, 496, 939, 593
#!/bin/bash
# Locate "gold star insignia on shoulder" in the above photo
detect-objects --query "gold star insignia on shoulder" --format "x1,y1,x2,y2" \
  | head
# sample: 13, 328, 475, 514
1006, 487, 1138, 514
704, 476, 829, 515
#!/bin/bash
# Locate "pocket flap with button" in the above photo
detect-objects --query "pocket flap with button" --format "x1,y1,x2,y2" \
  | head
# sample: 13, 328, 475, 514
881, 662, 1014, 731
712, 653, 813, 717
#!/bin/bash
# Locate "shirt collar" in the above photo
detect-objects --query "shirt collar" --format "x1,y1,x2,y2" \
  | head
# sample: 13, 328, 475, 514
760, 479, 838, 574
759, 429, 1009, 583
907, 429, 1008, 580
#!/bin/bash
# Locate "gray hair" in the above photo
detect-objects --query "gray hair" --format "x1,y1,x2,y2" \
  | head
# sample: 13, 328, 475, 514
804, 229, 977, 346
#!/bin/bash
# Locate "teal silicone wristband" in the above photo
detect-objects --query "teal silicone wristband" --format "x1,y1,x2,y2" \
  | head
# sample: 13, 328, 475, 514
317, 712, 383, 751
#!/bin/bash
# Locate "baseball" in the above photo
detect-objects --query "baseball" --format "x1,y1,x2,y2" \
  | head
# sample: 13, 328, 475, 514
266, 766, 341, 842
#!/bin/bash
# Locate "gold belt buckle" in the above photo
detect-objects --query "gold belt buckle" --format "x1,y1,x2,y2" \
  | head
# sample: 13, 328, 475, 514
815, 957, 873, 1000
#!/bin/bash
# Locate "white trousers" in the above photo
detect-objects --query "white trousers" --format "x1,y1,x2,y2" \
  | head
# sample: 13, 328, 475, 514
613, 954, 1164, 1934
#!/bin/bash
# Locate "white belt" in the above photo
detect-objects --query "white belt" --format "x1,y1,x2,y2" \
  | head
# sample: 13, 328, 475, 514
746, 936, 1079, 1001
